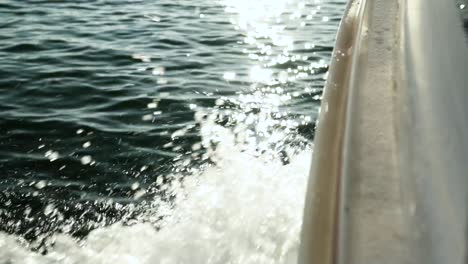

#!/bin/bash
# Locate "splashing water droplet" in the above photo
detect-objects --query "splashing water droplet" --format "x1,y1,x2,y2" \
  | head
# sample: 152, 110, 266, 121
35, 180, 47, 189
147, 102, 158, 109
134, 189, 146, 199
192, 143, 202, 151
142, 114, 153, 121
171, 129, 186, 139
44, 204, 55, 216
131, 182, 140, 190
81, 155, 92, 165
45, 150, 59, 162
215, 99, 225, 106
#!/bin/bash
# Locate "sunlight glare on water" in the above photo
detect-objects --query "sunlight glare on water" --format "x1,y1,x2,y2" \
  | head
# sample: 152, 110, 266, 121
0, 0, 346, 262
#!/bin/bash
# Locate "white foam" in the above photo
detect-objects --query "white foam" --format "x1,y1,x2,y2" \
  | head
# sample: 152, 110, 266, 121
0, 127, 311, 264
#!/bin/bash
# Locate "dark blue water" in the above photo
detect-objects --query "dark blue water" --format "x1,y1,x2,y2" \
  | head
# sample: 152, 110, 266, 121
0, 0, 346, 254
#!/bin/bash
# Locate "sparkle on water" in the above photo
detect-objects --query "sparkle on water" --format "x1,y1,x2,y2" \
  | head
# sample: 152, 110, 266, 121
0, 0, 344, 263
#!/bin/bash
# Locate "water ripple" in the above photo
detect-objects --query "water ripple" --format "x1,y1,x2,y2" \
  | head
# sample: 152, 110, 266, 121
0, 0, 346, 250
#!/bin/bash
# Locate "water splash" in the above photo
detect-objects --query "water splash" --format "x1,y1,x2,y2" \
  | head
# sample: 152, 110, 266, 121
0, 124, 311, 264
0, 0, 346, 261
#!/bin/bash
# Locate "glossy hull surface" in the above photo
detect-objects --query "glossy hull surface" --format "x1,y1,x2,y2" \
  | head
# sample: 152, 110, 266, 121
299, 0, 468, 263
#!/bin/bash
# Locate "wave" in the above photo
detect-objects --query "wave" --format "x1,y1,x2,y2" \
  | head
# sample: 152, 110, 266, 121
0, 124, 311, 264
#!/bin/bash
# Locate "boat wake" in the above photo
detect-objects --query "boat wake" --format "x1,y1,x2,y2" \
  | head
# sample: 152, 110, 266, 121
0, 120, 311, 264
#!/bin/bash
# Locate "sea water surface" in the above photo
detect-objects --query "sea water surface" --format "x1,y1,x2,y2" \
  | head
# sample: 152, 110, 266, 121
0, 0, 346, 263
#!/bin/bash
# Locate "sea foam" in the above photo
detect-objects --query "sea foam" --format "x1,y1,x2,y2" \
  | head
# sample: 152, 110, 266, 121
0, 125, 311, 264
